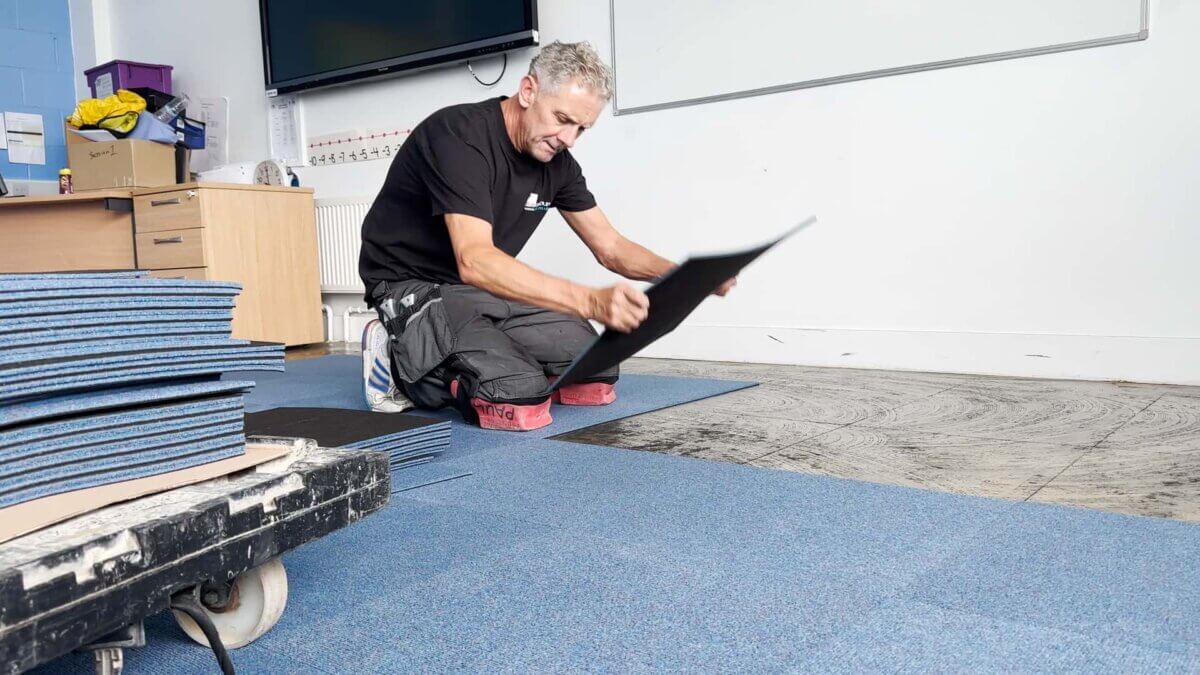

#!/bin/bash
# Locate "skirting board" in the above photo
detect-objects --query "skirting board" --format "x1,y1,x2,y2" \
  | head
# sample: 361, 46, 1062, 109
322, 285, 1197, 385
640, 324, 1200, 386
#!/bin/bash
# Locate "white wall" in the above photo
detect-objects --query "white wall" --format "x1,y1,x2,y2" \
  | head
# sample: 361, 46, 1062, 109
91, 0, 271, 166
67, 0, 106, 101
96, 0, 1200, 384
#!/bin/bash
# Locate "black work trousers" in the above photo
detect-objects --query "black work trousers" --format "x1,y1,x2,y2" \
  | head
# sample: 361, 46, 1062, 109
370, 279, 618, 410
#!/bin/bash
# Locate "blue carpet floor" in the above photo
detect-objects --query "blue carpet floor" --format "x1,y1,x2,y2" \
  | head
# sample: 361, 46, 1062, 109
231, 355, 760, 492
37, 356, 1200, 672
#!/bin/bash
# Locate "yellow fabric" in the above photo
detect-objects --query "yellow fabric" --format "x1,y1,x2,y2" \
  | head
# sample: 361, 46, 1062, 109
66, 90, 147, 133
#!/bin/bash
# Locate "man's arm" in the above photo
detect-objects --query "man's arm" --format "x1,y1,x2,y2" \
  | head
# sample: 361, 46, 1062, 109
446, 213, 649, 332
562, 206, 737, 296
561, 206, 673, 281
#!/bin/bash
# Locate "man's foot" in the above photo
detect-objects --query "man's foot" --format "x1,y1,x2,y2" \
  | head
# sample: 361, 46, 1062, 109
361, 319, 414, 413
450, 379, 552, 431
551, 381, 617, 406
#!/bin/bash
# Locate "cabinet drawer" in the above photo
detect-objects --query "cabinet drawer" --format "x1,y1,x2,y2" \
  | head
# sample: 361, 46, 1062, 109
135, 188, 202, 233
136, 228, 207, 269
147, 267, 208, 281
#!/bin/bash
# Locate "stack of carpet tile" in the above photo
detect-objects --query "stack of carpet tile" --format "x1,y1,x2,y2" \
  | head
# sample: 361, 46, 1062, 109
244, 407, 451, 469
0, 271, 283, 509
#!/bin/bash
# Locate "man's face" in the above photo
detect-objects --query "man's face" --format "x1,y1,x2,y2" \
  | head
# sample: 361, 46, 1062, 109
518, 78, 605, 162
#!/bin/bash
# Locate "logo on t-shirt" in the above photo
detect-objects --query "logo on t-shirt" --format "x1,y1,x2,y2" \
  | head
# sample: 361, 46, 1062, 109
524, 192, 552, 212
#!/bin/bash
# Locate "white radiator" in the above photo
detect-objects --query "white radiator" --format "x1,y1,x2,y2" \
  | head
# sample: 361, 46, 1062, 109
314, 197, 372, 293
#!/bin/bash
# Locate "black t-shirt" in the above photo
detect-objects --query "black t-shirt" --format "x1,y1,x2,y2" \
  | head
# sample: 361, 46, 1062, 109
358, 96, 597, 300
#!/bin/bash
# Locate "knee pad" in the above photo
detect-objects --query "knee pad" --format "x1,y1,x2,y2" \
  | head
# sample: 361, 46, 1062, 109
450, 378, 552, 432
553, 382, 617, 406
548, 376, 618, 406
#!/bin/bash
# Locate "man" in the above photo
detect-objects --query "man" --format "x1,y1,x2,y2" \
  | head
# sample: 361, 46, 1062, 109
359, 41, 733, 431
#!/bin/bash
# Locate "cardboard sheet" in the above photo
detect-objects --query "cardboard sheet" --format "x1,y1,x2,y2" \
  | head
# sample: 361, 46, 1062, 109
0, 442, 290, 544
0, 437, 245, 508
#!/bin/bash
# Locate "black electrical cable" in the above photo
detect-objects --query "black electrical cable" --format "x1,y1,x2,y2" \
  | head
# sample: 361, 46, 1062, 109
170, 595, 236, 675
467, 53, 507, 86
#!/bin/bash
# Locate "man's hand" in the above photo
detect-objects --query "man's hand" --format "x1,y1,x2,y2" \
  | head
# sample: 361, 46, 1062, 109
587, 282, 650, 333
713, 277, 738, 297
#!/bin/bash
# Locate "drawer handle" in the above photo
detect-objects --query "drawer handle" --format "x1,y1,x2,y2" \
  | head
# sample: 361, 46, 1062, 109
150, 198, 181, 206
153, 236, 184, 245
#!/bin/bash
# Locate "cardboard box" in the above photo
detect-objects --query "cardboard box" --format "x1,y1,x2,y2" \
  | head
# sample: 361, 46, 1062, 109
66, 127, 177, 191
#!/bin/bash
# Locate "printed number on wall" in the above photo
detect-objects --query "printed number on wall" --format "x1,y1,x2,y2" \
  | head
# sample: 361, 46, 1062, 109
306, 130, 409, 166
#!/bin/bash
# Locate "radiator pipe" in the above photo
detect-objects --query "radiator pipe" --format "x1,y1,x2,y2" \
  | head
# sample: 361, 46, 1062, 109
343, 306, 375, 344
320, 304, 333, 342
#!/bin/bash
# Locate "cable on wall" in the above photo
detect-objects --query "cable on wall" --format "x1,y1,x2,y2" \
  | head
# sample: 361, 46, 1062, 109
467, 53, 507, 87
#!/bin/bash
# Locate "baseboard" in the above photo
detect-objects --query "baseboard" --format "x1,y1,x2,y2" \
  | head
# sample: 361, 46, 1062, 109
639, 324, 1200, 386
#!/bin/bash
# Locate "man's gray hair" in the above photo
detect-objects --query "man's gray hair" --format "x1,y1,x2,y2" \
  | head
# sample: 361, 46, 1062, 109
528, 40, 613, 102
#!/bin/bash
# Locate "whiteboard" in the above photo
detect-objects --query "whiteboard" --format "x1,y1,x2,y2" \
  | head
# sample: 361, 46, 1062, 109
610, 0, 1148, 115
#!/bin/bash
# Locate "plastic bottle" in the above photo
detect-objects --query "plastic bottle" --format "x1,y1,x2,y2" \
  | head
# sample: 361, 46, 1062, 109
153, 94, 190, 123
58, 168, 73, 195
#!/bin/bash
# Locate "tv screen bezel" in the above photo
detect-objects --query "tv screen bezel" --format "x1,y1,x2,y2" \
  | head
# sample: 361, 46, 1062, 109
258, 1, 539, 96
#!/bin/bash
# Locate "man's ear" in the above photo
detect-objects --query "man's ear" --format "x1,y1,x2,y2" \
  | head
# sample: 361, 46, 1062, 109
517, 74, 538, 108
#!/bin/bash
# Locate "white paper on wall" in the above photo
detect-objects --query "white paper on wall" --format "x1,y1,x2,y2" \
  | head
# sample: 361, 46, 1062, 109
190, 97, 230, 173
4, 112, 46, 165
268, 94, 304, 166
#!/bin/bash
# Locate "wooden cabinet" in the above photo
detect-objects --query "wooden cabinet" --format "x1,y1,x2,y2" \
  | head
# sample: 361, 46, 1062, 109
0, 182, 324, 347
132, 183, 324, 347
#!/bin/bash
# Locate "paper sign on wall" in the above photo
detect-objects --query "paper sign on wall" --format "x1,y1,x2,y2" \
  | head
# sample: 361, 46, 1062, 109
191, 97, 229, 173
0, 114, 7, 151
268, 94, 304, 166
4, 112, 46, 165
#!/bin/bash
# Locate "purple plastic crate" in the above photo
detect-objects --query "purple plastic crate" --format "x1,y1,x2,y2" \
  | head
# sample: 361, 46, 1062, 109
84, 60, 173, 99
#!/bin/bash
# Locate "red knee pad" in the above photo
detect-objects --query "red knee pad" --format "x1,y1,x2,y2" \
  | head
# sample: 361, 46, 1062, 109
471, 398, 552, 431
552, 381, 617, 406
450, 379, 553, 431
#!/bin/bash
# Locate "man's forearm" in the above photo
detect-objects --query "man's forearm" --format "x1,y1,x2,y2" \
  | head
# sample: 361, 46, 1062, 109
459, 246, 593, 318
605, 236, 676, 282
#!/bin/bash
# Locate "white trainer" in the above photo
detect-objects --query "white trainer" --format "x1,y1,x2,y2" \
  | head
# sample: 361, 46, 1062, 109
361, 319, 414, 413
